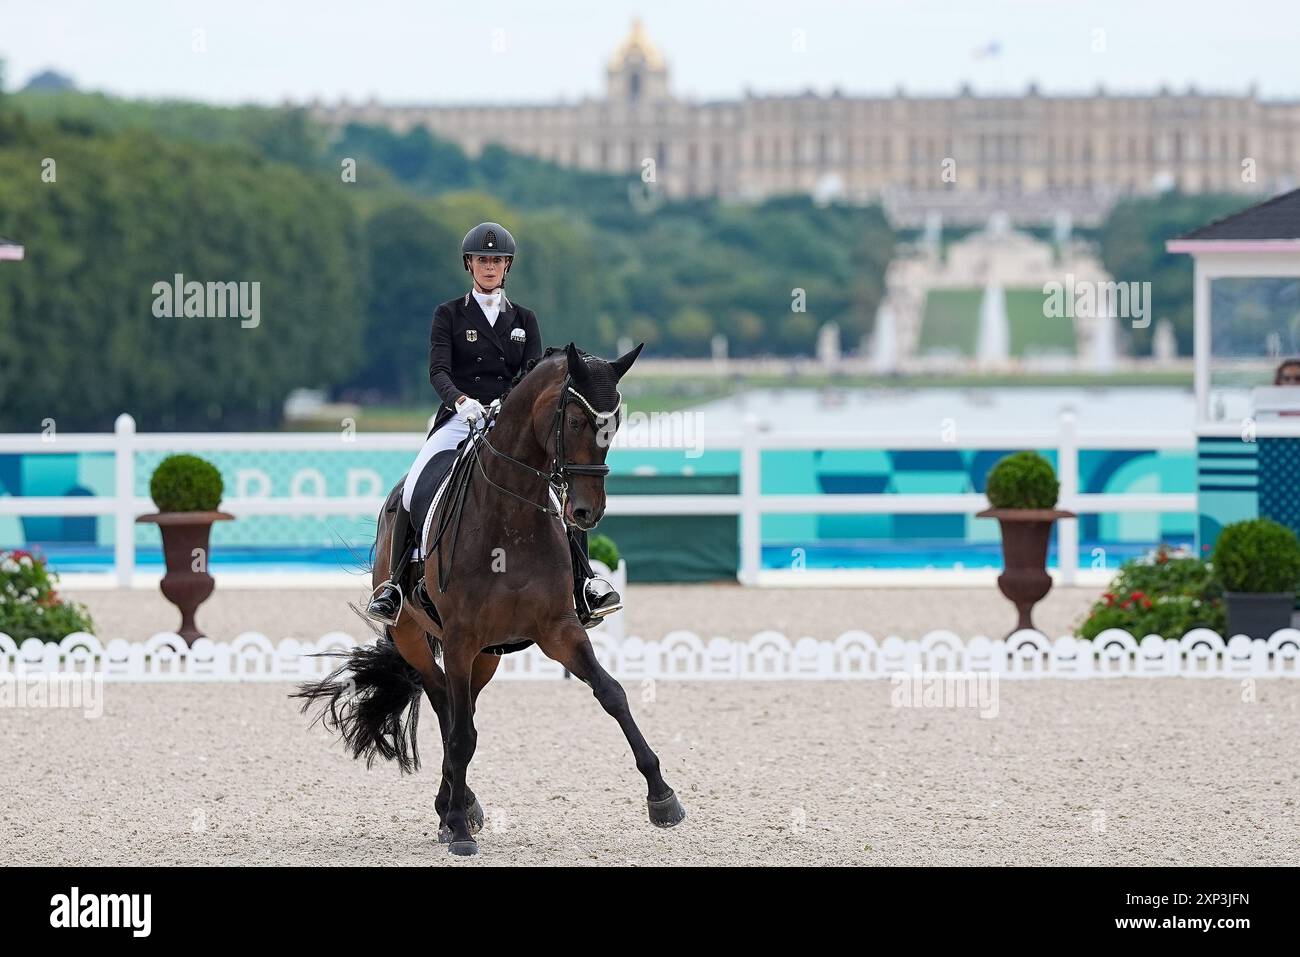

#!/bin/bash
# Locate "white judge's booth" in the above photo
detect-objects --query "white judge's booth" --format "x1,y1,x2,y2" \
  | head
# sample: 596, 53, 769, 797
1167, 188, 1300, 557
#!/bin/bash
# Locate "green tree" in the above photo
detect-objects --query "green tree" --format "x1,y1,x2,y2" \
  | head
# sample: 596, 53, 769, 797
0, 123, 364, 429
1099, 192, 1250, 355
350, 203, 462, 401
666, 306, 714, 353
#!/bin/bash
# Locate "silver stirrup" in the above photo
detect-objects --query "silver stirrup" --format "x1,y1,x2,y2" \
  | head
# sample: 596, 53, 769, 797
584, 577, 623, 621
365, 581, 403, 627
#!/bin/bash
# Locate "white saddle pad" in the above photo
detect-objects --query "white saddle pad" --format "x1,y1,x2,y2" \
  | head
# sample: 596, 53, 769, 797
417, 430, 563, 561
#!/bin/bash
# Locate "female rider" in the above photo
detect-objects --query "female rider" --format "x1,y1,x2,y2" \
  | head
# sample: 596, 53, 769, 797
365, 222, 622, 628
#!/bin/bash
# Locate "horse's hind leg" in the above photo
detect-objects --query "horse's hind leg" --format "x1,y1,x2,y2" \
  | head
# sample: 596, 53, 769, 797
538, 623, 686, 830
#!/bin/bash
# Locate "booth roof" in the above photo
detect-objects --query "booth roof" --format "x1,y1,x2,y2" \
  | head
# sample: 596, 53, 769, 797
1178, 187, 1300, 242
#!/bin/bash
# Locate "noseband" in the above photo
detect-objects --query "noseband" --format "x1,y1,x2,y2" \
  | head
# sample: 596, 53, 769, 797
551, 380, 620, 480
474, 373, 621, 521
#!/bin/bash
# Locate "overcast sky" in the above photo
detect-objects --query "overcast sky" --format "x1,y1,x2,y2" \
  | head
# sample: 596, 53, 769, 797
4, 0, 1298, 105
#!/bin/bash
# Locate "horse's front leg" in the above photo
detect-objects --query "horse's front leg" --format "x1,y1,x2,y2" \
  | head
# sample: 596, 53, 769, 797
539, 623, 686, 829
424, 678, 484, 843
440, 642, 481, 855
388, 620, 483, 843
430, 653, 497, 840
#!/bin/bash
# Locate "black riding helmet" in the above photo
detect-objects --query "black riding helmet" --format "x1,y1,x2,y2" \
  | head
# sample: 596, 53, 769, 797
462, 222, 516, 275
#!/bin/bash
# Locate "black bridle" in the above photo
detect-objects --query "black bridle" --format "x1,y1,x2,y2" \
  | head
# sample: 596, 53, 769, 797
424, 372, 621, 593
474, 374, 622, 520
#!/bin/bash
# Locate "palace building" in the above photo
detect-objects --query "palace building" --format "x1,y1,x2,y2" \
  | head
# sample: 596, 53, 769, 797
308, 19, 1300, 226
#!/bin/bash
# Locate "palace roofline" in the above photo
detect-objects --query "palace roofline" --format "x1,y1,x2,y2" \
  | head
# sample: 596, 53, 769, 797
309, 83, 1300, 112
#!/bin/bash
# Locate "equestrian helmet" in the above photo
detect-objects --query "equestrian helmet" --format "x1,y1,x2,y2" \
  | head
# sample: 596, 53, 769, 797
462, 222, 516, 271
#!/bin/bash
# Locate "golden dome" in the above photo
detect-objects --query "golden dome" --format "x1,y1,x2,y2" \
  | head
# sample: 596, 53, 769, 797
608, 18, 664, 71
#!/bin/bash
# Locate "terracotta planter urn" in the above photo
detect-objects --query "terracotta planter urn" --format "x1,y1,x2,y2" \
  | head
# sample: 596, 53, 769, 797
136, 511, 234, 645
978, 507, 1076, 636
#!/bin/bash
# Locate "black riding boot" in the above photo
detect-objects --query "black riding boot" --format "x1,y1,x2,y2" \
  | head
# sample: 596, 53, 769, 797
569, 527, 623, 628
366, 501, 416, 627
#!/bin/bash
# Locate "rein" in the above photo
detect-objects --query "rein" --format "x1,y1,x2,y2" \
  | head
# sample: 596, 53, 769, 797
477, 374, 621, 517
425, 372, 621, 593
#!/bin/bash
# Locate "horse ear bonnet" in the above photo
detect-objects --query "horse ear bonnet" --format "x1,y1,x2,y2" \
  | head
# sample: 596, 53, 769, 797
576, 356, 621, 413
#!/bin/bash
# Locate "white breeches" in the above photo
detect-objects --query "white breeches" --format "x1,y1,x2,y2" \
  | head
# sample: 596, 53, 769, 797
402, 416, 471, 512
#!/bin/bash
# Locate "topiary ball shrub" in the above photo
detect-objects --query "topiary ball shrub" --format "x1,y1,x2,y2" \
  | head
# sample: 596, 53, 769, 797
149, 454, 224, 513
589, 534, 620, 570
1213, 518, 1300, 594
985, 451, 1060, 509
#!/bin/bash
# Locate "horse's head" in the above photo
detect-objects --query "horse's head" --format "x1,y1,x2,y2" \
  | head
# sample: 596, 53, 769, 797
529, 341, 643, 530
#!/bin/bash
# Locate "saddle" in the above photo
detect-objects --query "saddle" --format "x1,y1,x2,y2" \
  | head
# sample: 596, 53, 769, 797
396, 419, 542, 657
409, 447, 460, 552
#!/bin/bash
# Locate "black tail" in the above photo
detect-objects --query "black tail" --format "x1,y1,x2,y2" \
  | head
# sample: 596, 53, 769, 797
293, 634, 424, 774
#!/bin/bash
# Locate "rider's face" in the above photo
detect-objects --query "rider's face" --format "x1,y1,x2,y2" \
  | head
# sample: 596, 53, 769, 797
469, 255, 509, 291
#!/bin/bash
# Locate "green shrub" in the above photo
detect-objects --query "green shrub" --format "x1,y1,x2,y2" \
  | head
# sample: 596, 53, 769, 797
1077, 544, 1224, 640
588, 534, 620, 569
985, 451, 1059, 509
149, 454, 224, 512
0, 549, 96, 644
1212, 518, 1300, 594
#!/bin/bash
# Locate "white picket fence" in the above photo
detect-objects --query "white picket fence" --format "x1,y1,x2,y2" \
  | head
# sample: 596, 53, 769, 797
2, 628, 1299, 681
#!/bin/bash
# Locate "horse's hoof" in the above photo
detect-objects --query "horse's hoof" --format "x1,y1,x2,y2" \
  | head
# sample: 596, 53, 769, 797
438, 799, 484, 842
448, 839, 479, 857
647, 790, 686, 828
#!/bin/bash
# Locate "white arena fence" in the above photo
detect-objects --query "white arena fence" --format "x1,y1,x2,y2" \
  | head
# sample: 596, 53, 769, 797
0, 411, 1233, 587
2, 628, 1298, 682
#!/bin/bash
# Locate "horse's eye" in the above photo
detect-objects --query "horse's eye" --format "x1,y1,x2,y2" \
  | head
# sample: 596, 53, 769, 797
568, 416, 583, 431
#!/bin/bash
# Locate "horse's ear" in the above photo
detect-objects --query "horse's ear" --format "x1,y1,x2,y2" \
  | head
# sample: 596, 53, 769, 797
609, 342, 644, 380
564, 342, 584, 379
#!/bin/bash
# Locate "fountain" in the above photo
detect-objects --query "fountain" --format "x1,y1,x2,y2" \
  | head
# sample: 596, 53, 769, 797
976, 281, 1010, 365
922, 211, 943, 260
870, 303, 899, 374
816, 322, 841, 368
1153, 319, 1178, 362
1092, 302, 1118, 373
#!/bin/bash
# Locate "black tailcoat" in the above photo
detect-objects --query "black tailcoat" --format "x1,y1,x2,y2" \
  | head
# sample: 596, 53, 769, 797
428, 291, 542, 436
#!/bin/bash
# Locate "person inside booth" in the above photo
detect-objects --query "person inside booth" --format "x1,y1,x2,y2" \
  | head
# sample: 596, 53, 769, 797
1274, 358, 1300, 386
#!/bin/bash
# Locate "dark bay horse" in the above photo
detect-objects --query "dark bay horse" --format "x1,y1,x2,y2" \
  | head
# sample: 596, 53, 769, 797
295, 342, 685, 856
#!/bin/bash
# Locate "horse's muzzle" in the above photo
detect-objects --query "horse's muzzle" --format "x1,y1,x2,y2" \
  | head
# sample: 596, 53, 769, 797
566, 500, 601, 530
